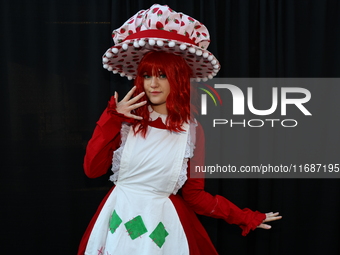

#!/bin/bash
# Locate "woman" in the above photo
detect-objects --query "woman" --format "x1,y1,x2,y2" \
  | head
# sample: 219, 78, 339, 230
78, 4, 281, 255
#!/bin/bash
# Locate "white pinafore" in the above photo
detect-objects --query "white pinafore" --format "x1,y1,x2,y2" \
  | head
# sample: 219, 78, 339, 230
85, 111, 194, 255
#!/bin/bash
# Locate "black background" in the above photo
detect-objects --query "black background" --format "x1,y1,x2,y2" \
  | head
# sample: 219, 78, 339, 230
1, 0, 340, 254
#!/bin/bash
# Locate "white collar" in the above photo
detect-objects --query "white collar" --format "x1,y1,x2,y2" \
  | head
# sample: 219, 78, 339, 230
148, 105, 167, 124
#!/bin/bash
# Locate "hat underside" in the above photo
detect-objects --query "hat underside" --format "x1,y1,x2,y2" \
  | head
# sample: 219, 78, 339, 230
103, 38, 220, 81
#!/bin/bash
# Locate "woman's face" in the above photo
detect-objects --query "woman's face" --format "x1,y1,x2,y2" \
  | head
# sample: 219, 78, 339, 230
143, 72, 170, 114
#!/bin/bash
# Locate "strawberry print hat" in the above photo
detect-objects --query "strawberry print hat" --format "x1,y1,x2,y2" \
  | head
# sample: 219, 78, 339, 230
102, 4, 220, 81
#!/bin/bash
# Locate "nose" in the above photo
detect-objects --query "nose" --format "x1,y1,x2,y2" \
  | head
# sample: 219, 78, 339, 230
150, 76, 159, 88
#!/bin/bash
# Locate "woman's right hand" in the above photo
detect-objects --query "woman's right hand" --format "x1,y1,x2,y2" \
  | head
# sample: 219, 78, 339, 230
115, 86, 147, 120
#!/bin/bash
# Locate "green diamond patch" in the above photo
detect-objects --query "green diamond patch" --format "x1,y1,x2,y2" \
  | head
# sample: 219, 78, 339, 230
124, 215, 148, 240
149, 222, 169, 248
109, 210, 122, 234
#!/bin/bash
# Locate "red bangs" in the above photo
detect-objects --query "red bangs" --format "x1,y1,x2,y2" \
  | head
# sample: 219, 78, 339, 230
136, 52, 168, 76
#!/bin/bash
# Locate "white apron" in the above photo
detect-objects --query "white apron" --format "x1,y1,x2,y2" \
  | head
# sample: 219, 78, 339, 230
85, 123, 190, 255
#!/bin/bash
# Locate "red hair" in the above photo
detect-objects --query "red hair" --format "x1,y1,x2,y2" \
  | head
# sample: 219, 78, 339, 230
132, 51, 194, 136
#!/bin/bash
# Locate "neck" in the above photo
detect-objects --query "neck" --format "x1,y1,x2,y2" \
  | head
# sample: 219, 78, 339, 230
151, 104, 168, 115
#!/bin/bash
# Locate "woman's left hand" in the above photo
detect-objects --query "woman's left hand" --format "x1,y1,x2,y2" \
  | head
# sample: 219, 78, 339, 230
257, 212, 282, 229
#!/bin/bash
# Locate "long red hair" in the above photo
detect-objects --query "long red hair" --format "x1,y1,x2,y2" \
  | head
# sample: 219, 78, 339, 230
132, 51, 194, 136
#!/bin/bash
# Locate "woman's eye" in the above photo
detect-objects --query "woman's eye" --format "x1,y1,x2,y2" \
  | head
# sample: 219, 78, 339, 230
143, 74, 151, 79
159, 74, 167, 79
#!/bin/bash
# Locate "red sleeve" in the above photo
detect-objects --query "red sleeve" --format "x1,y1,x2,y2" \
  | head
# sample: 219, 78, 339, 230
181, 122, 266, 236
83, 96, 134, 178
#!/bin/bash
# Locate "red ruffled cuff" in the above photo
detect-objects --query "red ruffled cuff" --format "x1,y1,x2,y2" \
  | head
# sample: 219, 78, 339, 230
239, 210, 266, 236
107, 96, 134, 123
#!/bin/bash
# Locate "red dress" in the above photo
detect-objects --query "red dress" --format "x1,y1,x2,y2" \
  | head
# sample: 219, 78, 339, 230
78, 97, 265, 255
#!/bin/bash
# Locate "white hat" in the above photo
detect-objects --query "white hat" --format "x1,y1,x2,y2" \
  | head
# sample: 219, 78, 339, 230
102, 4, 221, 82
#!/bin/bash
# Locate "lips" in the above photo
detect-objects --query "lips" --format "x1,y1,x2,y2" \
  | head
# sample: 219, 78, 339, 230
150, 91, 162, 95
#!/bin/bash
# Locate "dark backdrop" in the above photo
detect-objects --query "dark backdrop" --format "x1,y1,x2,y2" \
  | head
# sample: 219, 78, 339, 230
1, 0, 340, 254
